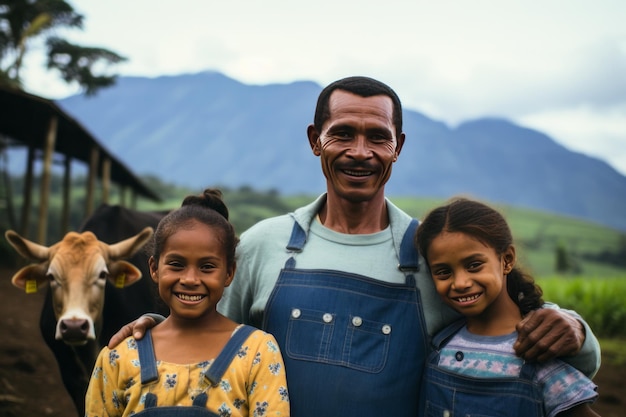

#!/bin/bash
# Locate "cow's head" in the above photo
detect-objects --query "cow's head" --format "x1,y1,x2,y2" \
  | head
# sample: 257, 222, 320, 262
4, 227, 153, 346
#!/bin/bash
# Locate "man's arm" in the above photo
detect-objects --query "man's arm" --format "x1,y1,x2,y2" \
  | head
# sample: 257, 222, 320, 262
514, 304, 601, 378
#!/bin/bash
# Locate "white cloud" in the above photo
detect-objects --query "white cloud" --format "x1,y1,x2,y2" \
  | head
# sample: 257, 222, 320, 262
15, 0, 626, 175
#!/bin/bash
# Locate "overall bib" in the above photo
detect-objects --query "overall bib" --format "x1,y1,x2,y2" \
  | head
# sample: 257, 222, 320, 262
263, 220, 428, 417
422, 320, 544, 417
134, 325, 255, 417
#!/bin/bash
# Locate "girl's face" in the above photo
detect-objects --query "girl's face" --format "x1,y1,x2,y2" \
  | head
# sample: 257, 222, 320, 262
426, 231, 514, 319
149, 220, 234, 321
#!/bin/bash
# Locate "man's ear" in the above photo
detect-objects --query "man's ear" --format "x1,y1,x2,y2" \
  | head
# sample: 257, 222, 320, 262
394, 132, 406, 160
307, 124, 321, 155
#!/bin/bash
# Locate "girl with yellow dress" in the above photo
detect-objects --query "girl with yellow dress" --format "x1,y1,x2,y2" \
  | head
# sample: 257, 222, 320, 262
85, 189, 290, 417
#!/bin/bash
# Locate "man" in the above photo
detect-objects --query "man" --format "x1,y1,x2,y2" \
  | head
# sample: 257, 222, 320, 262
110, 76, 600, 417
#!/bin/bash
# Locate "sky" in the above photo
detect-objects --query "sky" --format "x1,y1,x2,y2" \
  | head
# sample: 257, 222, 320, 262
19, 0, 626, 176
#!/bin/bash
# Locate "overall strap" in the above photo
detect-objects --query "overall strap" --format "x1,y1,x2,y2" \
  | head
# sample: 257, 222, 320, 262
285, 221, 306, 269
203, 325, 256, 385
399, 219, 420, 272
432, 318, 467, 349
287, 219, 421, 270
137, 329, 159, 384
519, 361, 538, 381
286, 221, 306, 252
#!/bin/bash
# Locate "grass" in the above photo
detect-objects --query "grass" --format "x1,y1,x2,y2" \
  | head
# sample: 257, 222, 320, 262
599, 338, 626, 366
537, 277, 626, 339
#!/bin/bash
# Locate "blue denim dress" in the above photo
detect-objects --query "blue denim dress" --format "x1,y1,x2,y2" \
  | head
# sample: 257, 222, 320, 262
263, 220, 428, 417
133, 325, 256, 417
421, 320, 544, 417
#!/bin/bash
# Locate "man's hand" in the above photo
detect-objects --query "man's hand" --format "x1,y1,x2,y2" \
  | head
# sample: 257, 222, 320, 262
107, 315, 158, 349
514, 308, 585, 362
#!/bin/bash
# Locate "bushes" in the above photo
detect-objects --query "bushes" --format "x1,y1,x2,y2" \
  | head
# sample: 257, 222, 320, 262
538, 277, 626, 338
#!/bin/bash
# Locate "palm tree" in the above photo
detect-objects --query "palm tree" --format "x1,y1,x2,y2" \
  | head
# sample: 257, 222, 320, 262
0, 0, 125, 95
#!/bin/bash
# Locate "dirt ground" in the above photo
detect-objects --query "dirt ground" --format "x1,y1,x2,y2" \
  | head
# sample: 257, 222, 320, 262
0, 267, 623, 417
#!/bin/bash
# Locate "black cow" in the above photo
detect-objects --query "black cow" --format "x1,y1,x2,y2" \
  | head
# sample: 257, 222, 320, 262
5, 204, 169, 416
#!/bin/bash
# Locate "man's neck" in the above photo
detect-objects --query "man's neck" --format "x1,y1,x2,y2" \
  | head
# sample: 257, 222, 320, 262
319, 193, 389, 234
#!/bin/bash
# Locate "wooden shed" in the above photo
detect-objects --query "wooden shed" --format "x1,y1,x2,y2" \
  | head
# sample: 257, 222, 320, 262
0, 85, 161, 244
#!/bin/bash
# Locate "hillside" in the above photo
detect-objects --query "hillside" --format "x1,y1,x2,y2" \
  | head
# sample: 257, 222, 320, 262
53, 71, 626, 231
131, 187, 625, 278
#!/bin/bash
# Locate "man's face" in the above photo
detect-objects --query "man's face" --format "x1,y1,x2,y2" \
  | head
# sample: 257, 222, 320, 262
308, 90, 405, 204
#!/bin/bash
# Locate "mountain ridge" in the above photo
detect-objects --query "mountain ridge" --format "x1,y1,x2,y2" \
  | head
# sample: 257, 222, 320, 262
56, 71, 626, 231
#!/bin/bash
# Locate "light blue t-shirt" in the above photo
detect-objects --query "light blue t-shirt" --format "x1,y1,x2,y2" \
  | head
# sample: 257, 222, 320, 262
218, 193, 601, 377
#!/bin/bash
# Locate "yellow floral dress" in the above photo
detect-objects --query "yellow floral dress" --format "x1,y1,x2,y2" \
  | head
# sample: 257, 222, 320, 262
85, 325, 289, 417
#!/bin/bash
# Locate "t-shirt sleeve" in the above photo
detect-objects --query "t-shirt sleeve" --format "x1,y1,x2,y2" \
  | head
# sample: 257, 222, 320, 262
537, 359, 598, 417
219, 244, 254, 324
541, 302, 601, 378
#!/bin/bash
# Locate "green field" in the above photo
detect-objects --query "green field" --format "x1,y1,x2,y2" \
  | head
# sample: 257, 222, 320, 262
389, 196, 626, 278
3, 178, 625, 280
538, 277, 626, 338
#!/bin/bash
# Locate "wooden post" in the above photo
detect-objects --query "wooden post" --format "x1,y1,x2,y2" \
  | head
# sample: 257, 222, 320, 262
37, 115, 57, 244
85, 146, 99, 217
61, 155, 72, 234
19, 146, 35, 237
101, 157, 111, 204
119, 183, 126, 207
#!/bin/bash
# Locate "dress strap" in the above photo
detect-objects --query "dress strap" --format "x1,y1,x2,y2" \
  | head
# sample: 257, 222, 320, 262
137, 329, 159, 384
192, 392, 208, 407
398, 219, 420, 272
432, 318, 467, 349
203, 325, 256, 385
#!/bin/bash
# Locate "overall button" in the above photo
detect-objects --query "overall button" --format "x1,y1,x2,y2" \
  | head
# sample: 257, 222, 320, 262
322, 313, 333, 323
352, 316, 363, 327
291, 308, 301, 319
455, 351, 464, 361
381, 324, 392, 334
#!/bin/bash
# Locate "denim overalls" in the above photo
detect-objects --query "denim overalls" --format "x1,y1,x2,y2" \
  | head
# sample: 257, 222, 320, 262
422, 320, 544, 417
133, 325, 255, 417
263, 219, 428, 417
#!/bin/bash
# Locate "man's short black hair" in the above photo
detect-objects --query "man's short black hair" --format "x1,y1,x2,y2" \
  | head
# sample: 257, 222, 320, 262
313, 76, 403, 137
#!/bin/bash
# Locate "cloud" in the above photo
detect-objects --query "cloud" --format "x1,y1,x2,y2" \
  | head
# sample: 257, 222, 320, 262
14, 0, 626, 175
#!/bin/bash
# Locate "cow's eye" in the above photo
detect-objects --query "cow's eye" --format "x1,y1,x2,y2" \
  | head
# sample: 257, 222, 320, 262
98, 271, 108, 280
46, 273, 60, 287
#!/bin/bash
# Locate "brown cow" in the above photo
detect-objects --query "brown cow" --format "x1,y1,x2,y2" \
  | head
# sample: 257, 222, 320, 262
5, 225, 154, 415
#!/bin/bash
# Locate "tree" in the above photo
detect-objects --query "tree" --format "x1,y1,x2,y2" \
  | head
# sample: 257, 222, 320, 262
0, 0, 126, 95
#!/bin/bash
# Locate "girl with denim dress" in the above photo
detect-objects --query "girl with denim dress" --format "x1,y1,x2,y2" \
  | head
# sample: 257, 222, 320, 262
415, 198, 599, 417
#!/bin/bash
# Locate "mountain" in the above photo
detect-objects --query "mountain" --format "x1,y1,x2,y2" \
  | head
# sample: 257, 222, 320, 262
57, 71, 626, 231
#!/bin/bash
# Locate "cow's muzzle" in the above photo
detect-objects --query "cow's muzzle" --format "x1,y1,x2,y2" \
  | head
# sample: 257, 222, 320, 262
58, 318, 91, 346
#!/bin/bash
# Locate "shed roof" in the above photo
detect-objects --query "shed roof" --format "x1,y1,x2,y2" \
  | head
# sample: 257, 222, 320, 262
0, 85, 160, 202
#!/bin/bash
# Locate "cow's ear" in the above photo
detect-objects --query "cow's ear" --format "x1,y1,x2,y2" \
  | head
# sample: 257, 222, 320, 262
11, 264, 49, 293
107, 261, 143, 288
